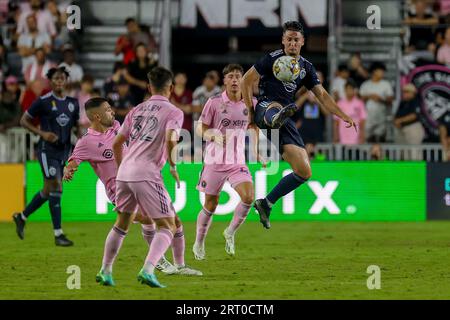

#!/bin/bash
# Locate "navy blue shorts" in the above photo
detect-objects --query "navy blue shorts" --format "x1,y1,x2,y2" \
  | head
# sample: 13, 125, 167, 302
37, 148, 68, 180
255, 100, 305, 155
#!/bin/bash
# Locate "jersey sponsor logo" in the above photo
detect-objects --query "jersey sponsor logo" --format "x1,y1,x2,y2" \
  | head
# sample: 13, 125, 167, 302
68, 102, 75, 113
56, 113, 70, 127
102, 149, 113, 159
221, 118, 231, 127
282, 81, 298, 93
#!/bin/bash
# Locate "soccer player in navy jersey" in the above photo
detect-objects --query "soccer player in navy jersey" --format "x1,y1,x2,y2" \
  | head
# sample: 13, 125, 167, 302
13, 67, 80, 246
241, 21, 357, 229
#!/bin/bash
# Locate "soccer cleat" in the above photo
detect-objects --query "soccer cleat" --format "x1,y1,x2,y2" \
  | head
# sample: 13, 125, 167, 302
270, 103, 297, 128
155, 256, 178, 275
95, 271, 115, 286
254, 198, 272, 229
137, 269, 166, 288
174, 265, 203, 276
12, 213, 25, 240
222, 228, 235, 256
55, 234, 74, 247
192, 242, 206, 260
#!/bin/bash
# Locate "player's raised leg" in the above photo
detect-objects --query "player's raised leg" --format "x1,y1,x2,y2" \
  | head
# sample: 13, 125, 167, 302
255, 144, 311, 229
96, 210, 135, 286
193, 195, 218, 260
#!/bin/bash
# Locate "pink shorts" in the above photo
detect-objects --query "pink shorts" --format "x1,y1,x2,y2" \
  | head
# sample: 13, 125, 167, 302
115, 180, 175, 219
196, 165, 253, 196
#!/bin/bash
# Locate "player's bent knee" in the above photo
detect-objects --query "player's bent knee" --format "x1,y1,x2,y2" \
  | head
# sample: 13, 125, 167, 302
241, 194, 254, 204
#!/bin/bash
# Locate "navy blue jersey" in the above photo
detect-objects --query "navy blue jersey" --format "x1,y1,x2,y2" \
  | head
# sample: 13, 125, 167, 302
26, 91, 79, 151
253, 49, 321, 105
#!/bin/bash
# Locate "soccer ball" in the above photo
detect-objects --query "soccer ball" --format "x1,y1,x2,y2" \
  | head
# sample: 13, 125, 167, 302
272, 55, 301, 82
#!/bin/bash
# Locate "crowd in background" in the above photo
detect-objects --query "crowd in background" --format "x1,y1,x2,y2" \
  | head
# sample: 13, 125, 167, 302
0, 0, 449, 163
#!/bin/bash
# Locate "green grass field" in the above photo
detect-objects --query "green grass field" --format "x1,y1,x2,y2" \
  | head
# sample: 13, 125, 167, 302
1, 220, 450, 299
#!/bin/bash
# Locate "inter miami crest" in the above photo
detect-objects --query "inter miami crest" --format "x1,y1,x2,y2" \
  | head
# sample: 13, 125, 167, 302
201, 181, 207, 188
243, 108, 249, 116
68, 102, 75, 113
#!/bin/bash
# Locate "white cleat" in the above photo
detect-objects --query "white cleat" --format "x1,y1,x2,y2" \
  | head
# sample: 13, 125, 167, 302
192, 242, 205, 260
174, 265, 203, 276
223, 228, 235, 256
155, 255, 178, 275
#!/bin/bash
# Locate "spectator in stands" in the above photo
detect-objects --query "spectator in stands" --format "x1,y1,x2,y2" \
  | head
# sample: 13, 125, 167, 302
103, 61, 127, 97
115, 17, 157, 65
17, 13, 51, 72
334, 80, 366, 145
347, 53, 368, 88
293, 71, 329, 146
331, 64, 350, 101
0, 38, 7, 88
394, 84, 425, 145
107, 76, 134, 124
20, 79, 46, 121
192, 70, 222, 120
403, 0, 439, 52
170, 72, 193, 134
76, 75, 95, 129
4, 75, 22, 103
0, 90, 21, 162
24, 47, 56, 89
126, 42, 157, 105
360, 62, 394, 142
438, 0, 450, 17
59, 44, 83, 93
438, 111, 450, 161
46, 0, 69, 49
16, 0, 56, 39
437, 27, 450, 65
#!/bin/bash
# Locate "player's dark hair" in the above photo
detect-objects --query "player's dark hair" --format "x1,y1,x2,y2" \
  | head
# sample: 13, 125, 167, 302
282, 21, 304, 36
222, 64, 244, 77
46, 66, 70, 80
345, 79, 357, 89
147, 67, 173, 92
85, 97, 108, 112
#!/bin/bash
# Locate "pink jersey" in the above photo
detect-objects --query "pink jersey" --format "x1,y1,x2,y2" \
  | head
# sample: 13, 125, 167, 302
200, 91, 256, 171
69, 120, 121, 201
116, 95, 184, 182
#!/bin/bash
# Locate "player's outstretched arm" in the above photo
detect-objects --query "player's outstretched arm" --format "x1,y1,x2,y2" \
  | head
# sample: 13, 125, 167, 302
112, 133, 127, 168
311, 84, 357, 131
241, 67, 260, 124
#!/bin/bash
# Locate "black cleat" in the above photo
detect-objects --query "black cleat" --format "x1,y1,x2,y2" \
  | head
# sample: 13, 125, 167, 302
55, 234, 74, 247
12, 213, 25, 240
271, 103, 297, 129
253, 199, 272, 229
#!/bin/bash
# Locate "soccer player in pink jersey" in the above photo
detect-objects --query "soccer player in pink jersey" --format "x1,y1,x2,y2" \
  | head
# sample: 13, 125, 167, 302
193, 64, 265, 260
110, 67, 200, 288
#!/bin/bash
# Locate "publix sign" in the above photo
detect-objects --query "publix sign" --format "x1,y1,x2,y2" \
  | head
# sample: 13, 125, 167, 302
26, 162, 426, 222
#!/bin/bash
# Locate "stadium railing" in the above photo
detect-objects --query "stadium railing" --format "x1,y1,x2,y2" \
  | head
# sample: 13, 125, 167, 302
0, 129, 444, 163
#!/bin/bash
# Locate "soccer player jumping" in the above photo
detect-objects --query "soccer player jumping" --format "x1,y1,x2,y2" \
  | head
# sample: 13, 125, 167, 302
63, 97, 201, 285
13, 67, 80, 246
193, 64, 264, 260
241, 21, 357, 229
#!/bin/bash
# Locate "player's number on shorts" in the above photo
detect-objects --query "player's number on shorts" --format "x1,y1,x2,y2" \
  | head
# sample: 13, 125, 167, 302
130, 115, 159, 142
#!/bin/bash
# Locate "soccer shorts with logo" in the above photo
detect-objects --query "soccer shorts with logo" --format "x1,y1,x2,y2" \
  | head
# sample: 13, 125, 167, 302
254, 99, 305, 154
115, 180, 176, 219
196, 165, 253, 196
37, 149, 67, 180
